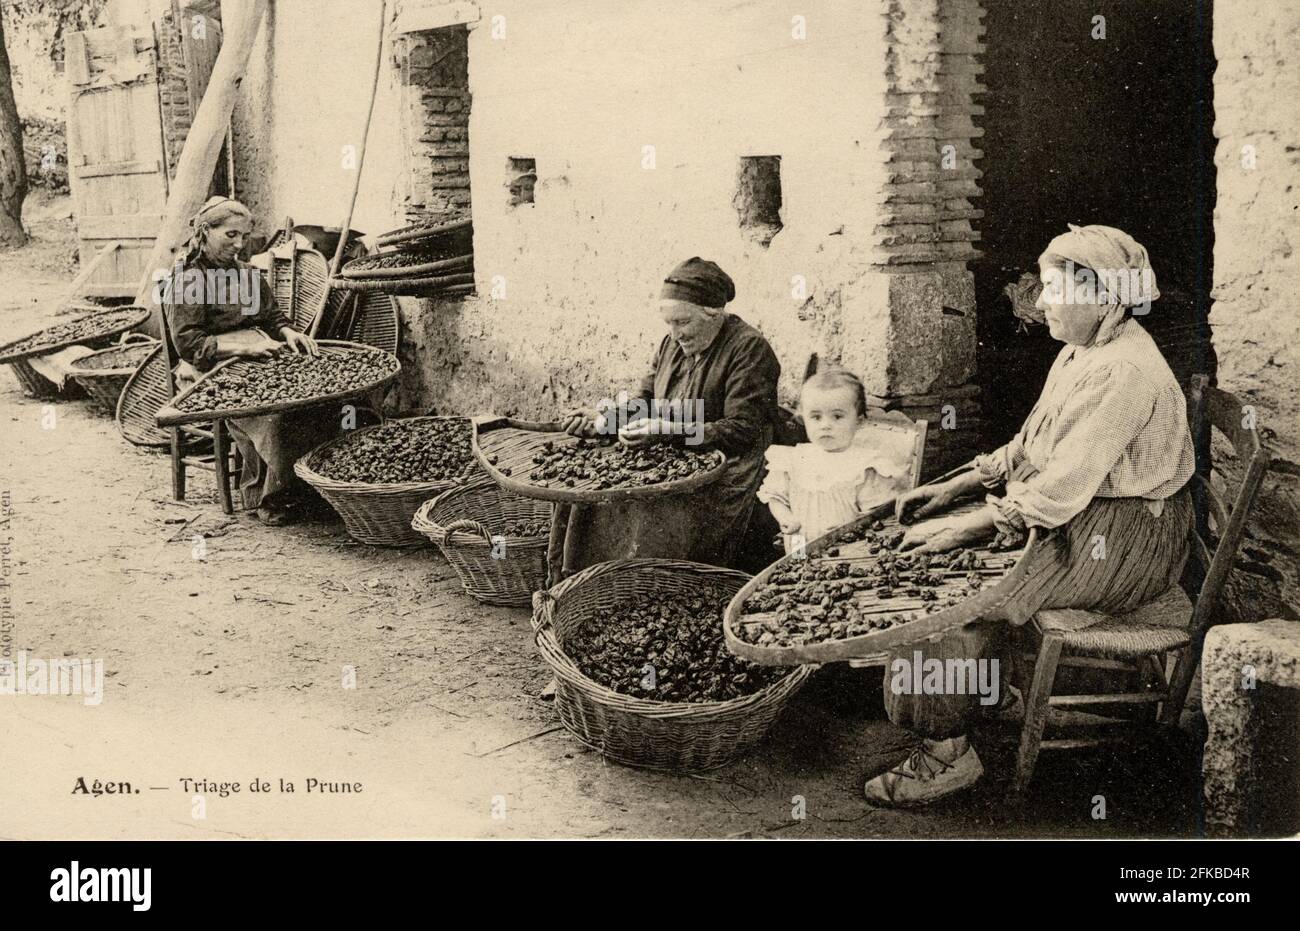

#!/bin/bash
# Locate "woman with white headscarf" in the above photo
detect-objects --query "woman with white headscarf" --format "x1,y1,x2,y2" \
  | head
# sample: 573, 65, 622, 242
862, 225, 1196, 808
163, 196, 334, 525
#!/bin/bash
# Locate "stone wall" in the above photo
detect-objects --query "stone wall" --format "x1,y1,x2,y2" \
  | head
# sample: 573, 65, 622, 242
227, 0, 1001, 477
1210, 0, 1300, 621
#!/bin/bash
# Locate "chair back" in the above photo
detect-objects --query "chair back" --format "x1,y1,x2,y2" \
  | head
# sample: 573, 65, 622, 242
1184, 374, 1271, 636
858, 408, 928, 490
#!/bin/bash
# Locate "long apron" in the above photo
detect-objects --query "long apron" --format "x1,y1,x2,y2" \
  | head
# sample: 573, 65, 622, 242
174, 346, 336, 510
883, 467, 1194, 739
547, 423, 772, 581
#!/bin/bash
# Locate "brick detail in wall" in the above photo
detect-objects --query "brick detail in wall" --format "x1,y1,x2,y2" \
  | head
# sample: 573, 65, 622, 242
872, 0, 985, 268
395, 27, 472, 225
156, 11, 193, 182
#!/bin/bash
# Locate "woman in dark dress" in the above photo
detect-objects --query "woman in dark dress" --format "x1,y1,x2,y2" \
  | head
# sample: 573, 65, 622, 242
553, 257, 781, 576
162, 197, 334, 525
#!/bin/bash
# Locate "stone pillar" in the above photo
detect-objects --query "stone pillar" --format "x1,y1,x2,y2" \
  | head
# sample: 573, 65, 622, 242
1202, 619, 1300, 837
838, 0, 986, 479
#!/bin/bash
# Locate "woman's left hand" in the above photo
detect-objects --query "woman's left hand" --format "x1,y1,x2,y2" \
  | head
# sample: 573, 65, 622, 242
618, 418, 674, 446
280, 327, 320, 357
898, 507, 996, 554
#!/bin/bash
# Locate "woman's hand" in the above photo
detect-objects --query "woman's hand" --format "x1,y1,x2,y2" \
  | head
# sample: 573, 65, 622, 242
561, 408, 598, 437
280, 327, 320, 357
895, 483, 956, 525
898, 508, 996, 554
618, 418, 674, 446
237, 334, 281, 360
895, 468, 985, 524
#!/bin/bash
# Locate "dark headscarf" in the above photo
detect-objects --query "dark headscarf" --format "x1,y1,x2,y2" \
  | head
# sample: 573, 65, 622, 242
660, 257, 736, 309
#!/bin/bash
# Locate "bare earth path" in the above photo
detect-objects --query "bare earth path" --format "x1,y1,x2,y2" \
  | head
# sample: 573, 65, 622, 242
0, 196, 1202, 839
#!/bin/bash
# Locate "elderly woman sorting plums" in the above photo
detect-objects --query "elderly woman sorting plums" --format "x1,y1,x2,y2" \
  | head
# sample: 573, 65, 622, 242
553, 257, 781, 577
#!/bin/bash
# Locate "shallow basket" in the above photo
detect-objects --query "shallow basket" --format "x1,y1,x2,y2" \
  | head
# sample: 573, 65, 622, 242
5, 358, 82, 399
294, 416, 478, 547
68, 335, 158, 416
411, 477, 553, 607
530, 559, 815, 773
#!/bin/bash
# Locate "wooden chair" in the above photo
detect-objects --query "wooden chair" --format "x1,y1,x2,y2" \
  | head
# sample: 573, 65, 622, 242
1008, 374, 1271, 795
157, 309, 242, 515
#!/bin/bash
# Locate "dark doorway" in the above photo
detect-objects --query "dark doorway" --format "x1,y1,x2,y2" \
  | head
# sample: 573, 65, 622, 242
974, 0, 1217, 446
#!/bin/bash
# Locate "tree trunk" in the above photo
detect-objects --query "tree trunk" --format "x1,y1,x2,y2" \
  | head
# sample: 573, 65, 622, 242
0, 12, 29, 248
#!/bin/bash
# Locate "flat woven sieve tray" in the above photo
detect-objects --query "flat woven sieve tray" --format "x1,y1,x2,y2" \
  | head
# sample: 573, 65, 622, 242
724, 496, 1038, 665
155, 340, 399, 427
472, 416, 728, 504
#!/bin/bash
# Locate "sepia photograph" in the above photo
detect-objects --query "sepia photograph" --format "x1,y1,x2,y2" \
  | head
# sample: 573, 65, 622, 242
0, 0, 1296, 906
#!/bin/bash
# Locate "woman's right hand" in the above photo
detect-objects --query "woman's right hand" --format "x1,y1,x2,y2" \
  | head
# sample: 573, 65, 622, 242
562, 408, 597, 437
895, 482, 954, 525
239, 337, 280, 361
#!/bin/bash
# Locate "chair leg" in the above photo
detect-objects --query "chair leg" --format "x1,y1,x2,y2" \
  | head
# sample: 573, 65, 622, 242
170, 427, 186, 502
1011, 632, 1064, 796
213, 419, 234, 516
1161, 643, 1199, 726
232, 445, 244, 511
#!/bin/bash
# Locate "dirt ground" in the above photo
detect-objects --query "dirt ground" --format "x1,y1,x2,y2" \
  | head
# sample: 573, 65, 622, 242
1, 194, 1205, 839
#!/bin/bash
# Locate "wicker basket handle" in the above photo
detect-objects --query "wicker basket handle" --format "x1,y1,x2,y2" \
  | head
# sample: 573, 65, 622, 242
443, 518, 495, 544
118, 332, 155, 346
531, 589, 557, 637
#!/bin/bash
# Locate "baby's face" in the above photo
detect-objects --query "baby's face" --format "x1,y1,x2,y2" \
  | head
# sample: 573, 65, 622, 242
802, 384, 861, 452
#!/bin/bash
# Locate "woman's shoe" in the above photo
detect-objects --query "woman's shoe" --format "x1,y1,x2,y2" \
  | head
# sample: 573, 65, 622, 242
255, 504, 295, 526
863, 740, 984, 808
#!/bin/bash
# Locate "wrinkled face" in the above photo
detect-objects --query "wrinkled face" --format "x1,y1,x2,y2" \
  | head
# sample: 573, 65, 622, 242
659, 299, 723, 356
802, 383, 863, 452
1035, 257, 1107, 346
202, 215, 252, 265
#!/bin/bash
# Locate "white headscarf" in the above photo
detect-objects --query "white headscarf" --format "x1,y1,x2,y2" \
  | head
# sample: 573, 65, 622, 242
1041, 224, 1160, 346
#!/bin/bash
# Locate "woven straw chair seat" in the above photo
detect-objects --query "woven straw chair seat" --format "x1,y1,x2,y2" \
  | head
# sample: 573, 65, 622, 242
1034, 585, 1192, 659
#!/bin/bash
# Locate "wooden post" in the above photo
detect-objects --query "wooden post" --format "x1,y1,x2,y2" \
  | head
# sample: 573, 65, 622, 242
134, 0, 269, 316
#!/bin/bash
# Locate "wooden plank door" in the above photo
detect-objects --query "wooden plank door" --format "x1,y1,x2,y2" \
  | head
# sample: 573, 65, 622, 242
66, 27, 170, 298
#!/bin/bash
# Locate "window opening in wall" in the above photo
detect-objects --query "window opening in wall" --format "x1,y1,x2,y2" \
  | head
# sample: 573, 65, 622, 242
507, 157, 537, 207
735, 155, 783, 247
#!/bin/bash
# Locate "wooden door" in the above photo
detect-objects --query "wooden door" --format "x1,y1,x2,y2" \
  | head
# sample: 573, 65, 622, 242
66, 27, 170, 298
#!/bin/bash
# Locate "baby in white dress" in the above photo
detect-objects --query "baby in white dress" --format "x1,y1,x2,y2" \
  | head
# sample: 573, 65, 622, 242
758, 368, 915, 555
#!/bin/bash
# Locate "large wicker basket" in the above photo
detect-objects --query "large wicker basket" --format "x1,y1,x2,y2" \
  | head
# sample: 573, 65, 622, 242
68, 334, 158, 416
531, 559, 816, 773
294, 416, 478, 546
410, 477, 552, 606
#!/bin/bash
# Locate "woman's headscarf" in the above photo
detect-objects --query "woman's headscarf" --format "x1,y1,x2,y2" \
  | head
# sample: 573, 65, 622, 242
1038, 224, 1160, 346
182, 196, 252, 266
660, 257, 735, 316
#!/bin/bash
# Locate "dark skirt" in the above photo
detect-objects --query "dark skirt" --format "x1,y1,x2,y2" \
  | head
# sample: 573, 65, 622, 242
884, 484, 1194, 739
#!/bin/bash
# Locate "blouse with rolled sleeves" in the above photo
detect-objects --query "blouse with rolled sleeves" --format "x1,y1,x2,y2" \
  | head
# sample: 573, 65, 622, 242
163, 255, 290, 373
975, 316, 1195, 533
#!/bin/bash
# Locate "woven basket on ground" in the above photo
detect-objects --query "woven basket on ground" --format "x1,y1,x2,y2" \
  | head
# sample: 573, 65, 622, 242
68, 334, 158, 416
1, 304, 149, 400
410, 478, 552, 607
531, 559, 815, 773
294, 416, 478, 547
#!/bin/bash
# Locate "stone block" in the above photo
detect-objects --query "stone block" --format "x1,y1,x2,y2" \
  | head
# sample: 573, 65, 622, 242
839, 267, 976, 397
1202, 619, 1300, 836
